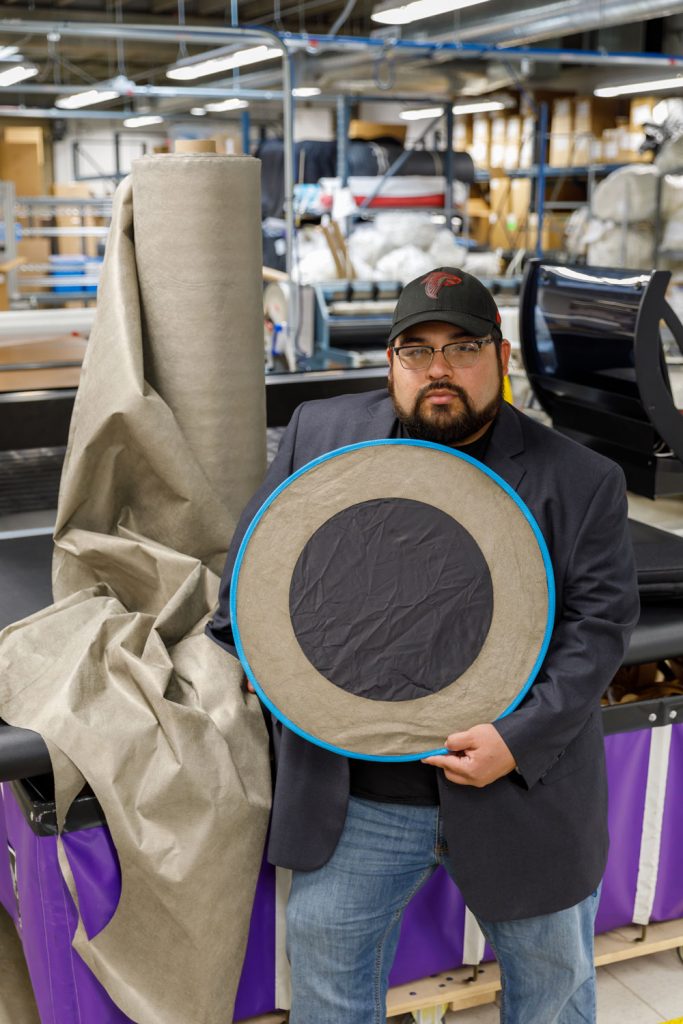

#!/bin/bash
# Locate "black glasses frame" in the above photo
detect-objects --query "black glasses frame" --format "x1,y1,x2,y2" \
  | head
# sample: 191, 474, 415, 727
391, 336, 496, 370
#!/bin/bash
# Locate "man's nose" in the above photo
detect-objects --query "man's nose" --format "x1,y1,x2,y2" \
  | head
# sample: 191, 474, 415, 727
427, 348, 454, 377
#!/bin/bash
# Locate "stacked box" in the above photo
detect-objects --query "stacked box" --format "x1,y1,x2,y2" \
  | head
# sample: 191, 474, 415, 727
519, 115, 536, 169
548, 99, 573, 167
453, 116, 472, 153
489, 114, 507, 168
504, 116, 521, 170
470, 114, 490, 169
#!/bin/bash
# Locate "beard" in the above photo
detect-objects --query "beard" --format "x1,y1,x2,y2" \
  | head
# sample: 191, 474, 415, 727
388, 354, 504, 445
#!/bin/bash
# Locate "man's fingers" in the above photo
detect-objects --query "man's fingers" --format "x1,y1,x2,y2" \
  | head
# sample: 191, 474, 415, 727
422, 753, 473, 773
444, 730, 475, 752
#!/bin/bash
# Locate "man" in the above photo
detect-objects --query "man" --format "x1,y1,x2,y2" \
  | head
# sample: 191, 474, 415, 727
208, 267, 639, 1024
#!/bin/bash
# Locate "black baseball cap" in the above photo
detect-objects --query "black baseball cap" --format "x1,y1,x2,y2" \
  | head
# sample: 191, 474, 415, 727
388, 267, 502, 344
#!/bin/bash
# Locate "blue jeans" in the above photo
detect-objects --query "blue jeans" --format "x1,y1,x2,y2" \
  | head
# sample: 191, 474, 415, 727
286, 796, 600, 1024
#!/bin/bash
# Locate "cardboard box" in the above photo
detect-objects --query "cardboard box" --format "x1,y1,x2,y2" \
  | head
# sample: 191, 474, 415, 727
573, 97, 620, 136
548, 99, 573, 166
348, 119, 406, 144
519, 115, 536, 168
504, 116, 521, 170
4, 126, 44, 165
465, 196, 490, 245
470, 114, 490, 168
548, 132, 573, 167
453, 116, 472, 152
489, 114, 507, 169
0, 141, 46, 196
601, 127, 620, 164
629, 96, 658, 129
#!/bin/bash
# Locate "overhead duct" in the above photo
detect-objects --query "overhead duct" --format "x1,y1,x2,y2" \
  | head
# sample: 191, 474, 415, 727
429, 0, 683, 46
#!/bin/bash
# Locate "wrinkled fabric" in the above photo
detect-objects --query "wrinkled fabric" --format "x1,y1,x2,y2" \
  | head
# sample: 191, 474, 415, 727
0, 154, 271, 1024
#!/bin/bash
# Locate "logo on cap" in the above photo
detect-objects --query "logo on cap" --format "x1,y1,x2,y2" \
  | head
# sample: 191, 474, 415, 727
421, 271, 462, 300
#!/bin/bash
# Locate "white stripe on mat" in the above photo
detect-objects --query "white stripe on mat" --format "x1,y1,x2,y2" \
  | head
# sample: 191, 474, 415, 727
463, 906, 486, 965
632, 724, 672, 926
274, 866, 292, 1010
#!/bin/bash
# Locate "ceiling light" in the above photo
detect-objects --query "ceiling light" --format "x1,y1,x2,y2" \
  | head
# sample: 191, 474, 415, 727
594, 77, 683, 98
0, 47, 20, 61
56, 88, 120, 110
204, 98, 249, 112
451, 100, 505, 114
167, 45, 281, 82
400, 106, 445, 120
0, 65, 39, 88
190, 107, 207, 116
371, 0, 494, 26
123, 114, 164, 128
293, 86, 321, 98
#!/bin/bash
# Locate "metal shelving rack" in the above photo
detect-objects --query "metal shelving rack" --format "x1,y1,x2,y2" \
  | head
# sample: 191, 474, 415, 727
0, 190, 113, 308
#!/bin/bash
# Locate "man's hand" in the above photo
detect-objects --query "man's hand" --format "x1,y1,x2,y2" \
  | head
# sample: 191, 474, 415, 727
421, 724, 516, 787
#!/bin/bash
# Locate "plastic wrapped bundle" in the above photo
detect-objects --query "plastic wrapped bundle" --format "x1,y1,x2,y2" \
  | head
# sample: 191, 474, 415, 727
0, 153, 271, 1024
585, 219, 655, 269
590, 165, 659, 223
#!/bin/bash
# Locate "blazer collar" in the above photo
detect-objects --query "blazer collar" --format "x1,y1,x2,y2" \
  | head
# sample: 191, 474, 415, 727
368, 392, 527, 492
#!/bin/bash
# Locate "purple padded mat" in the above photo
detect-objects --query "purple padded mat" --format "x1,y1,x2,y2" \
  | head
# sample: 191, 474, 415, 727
0, 784, 17, 924
595, 729, 651, 934
652, 722, 683, 922
2, 723, 682, 1020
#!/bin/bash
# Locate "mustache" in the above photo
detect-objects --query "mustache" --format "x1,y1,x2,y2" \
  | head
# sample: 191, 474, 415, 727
417, 381, 468, 403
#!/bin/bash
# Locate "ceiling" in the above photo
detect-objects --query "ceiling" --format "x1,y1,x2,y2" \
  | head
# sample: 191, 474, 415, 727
0, 1, 682, 123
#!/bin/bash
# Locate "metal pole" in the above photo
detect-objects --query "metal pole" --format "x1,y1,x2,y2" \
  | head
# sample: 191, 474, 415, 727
445, 103, 454, 233
535, 102, 548, 258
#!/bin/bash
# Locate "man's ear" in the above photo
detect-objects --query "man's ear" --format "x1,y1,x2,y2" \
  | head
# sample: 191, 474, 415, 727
500, 338, 512, 376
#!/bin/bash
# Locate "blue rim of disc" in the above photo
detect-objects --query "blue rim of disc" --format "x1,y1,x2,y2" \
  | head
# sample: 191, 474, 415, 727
230, 439, 556, 763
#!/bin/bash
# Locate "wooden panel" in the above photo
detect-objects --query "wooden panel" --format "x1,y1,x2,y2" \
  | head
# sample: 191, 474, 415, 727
387, 962, 500, 1016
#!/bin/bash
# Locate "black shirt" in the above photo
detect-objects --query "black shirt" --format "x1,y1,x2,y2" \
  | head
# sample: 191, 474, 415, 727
349, 420, 495, 806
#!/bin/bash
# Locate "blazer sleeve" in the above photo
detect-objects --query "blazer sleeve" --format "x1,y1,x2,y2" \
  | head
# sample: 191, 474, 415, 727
206, 403, 304, 656
493, 462, 640, 789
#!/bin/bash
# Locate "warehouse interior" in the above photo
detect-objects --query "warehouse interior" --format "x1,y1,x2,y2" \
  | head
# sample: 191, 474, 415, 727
0, 0, 682, 1022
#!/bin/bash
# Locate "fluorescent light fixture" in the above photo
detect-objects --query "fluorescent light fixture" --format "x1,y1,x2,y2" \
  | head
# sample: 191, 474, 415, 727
56, 88, 119, 110
400, 106, 445, 120
293, 86, 321, 98
123, 114, 164, 128
190, 107, 208, 116
204, 98, 249, 112
167, 45, 281, 82
372, 0, 493, 26
451, 99, 505, 114
0, 64, 39, 88
0, 47, 20, 61
595, 77, 683, 98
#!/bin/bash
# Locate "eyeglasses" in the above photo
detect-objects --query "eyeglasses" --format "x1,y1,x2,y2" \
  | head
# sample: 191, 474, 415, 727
391, 336, 495, 371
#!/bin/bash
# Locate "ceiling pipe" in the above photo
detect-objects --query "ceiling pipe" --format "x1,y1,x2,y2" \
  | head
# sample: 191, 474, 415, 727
427, 0, 683, 47
2, 19, 683, 67
0, 81, 285, 100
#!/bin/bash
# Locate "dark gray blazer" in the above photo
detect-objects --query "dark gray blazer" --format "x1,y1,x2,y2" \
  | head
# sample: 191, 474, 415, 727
209, 391, 640, 922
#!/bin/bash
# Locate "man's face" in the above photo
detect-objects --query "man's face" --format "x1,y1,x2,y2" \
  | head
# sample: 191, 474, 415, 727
386, 320, 511, 445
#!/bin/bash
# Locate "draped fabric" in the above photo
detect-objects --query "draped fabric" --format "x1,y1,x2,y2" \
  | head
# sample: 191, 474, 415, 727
0, 154, 272, 1024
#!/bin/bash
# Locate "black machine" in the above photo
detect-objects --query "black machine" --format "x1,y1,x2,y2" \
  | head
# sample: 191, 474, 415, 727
519, 260, 683, 498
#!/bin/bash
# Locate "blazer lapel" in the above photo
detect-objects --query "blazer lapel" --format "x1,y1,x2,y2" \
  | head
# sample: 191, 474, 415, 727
360, 392, 528, 492
483, 402, 527, 493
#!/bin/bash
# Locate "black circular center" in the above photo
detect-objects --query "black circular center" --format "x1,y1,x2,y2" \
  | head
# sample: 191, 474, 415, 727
289, 498, 493, 702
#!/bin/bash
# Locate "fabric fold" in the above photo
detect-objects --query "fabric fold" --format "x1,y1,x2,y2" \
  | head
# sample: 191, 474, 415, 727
0, 153, 271, 1024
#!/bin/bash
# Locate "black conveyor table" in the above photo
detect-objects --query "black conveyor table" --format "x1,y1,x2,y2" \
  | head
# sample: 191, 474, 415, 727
1, 520, 683, 783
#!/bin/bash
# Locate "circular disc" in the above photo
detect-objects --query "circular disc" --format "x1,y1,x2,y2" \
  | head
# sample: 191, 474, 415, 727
231, 440, 555, 761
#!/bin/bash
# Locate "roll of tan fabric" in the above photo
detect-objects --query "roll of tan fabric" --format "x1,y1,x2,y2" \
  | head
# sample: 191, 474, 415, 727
132, 154, 266, 534
0, 154, 271, 1024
